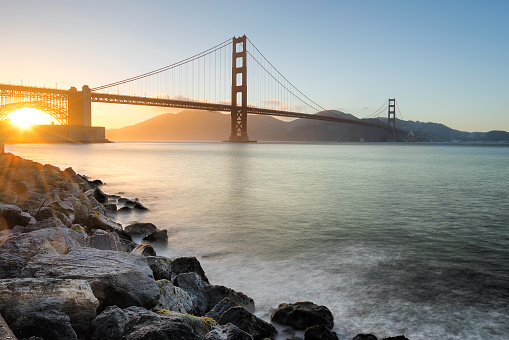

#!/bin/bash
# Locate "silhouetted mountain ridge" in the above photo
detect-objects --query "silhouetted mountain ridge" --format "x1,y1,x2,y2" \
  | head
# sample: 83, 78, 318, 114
106, 109, 508, 142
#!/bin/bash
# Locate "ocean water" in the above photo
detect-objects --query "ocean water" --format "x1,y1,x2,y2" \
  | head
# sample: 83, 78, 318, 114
6, 142, 509, 339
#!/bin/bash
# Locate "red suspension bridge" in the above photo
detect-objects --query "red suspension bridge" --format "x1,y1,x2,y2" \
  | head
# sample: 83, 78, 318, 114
0, 35, 401, 142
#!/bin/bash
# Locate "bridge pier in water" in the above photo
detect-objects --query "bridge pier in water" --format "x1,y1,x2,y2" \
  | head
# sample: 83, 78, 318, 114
68, 85, 91, 126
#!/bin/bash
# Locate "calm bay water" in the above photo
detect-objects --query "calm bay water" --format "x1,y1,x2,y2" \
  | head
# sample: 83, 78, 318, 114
6, 142, 509, 339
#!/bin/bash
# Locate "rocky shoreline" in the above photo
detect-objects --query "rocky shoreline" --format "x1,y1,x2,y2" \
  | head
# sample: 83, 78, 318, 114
0, 151, 409, 340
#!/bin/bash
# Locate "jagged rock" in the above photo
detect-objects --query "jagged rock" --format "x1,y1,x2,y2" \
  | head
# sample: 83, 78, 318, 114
207, 298, 276, 340
88, 305, 129, 340
0, 226, 86, 278
0, 313, 17, 340
353, 334, 378, 340
0, 204, 32, 230
84, 213, 122, 232
104, 203, 117, 213
204, 323, 254, 340
154, 279, 194, 314
142, 229, 168, 243
89, 306, 205, 340
87, 229, 126, 251
125, 222, 158, 237
147, 256, 209, 283
86, 187, 108, 204
20, 248, 160, 311
271, 301, 334, 331
0, 278, 98, 335
132, 244, 157, 256
174, 272, 254, 316
133, 202, 149, 211
12, 310, 78, 340
304, 325, 339, 340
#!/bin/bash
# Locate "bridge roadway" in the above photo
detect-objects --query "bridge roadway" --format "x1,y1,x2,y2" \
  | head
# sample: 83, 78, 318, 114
92, 92, 395, 131
1, 83, 397, 131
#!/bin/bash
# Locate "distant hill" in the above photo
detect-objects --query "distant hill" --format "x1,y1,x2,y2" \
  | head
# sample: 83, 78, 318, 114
106, 109, 509, 143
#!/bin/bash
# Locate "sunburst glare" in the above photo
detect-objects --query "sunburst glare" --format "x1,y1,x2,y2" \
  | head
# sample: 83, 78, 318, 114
7, 108, 54, 128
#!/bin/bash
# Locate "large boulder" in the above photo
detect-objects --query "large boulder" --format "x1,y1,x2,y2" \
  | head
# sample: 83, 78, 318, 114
12, 310, 78, 340
0, 278, 98, 336
206, 298, 276, 340
174, 272, 254, 316
86, 229, 126, 251
83, 213, 122, 233
154, 279, 194, 314
304, 325, 339, 340
147, 256, 209, 283
88, 306, 205, 340
142, 229, 168, 243
270, 301, 334, 331
0, 204, 32, 230
0, 226, 86, 278
20, 248, 160, 311
125, 222, 158, 237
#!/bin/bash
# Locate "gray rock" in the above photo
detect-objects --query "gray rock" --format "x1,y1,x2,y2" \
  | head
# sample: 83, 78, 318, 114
204, 323, 254, 340
84, 213, 122, 232
0, 204, 32, 230
304, 325, 339, 340
21, 248, 160, 311
270, 301, 334, 331
0, 226, 86, 278
88, 305, 129, 340
86, 187, 108, 204
132, 244, 157, 256
12, 310, 78, 340
125, 222, 158, 237
147, 256, 209, 283
174, 272, 254, 316
0, 278, 98, 336
87, 229, 126, 251
154, 279, 194, 314
142, 229, 168, 243
208, 299, 276, 340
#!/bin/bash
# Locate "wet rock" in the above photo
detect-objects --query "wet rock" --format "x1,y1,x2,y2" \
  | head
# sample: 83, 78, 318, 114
12, 310, 78, 340
175, 272, 254, 316
204, 323, 254, 340
147, 256, 209, 283
154, 279, 194, 314
270, 301, 334, 331
304, 325, 339, 340
0, 204, 32, 230
133, 202, 149, 211
91, 179, 104, 186
86, 187, 108, 204
117, 206, 132, 213
142, 229, 168, 243
0, 278, 98, 336
104, 203, 117, 213
20, 248, 160, 311
125, 222, 158, 237
207, 298, 276, 340
132, 244, 157, 256
353, 334, 378, 340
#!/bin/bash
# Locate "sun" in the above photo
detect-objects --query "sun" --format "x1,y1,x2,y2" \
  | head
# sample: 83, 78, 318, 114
8, 108, 55, 128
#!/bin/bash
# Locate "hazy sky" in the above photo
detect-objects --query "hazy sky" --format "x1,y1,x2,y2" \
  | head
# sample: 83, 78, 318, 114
1, 0, 508, 131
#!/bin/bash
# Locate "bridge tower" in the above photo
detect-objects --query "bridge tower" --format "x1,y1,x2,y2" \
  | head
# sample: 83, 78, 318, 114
387, 98, 396, 142
68, 85, 92, 126
229, 35, 250, 142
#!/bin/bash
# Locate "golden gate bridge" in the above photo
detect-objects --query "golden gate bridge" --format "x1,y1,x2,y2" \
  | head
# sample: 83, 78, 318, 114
0, 35, 401, 142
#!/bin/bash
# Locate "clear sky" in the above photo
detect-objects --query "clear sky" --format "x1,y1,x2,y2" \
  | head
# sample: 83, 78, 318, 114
1, 0, 508, 131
